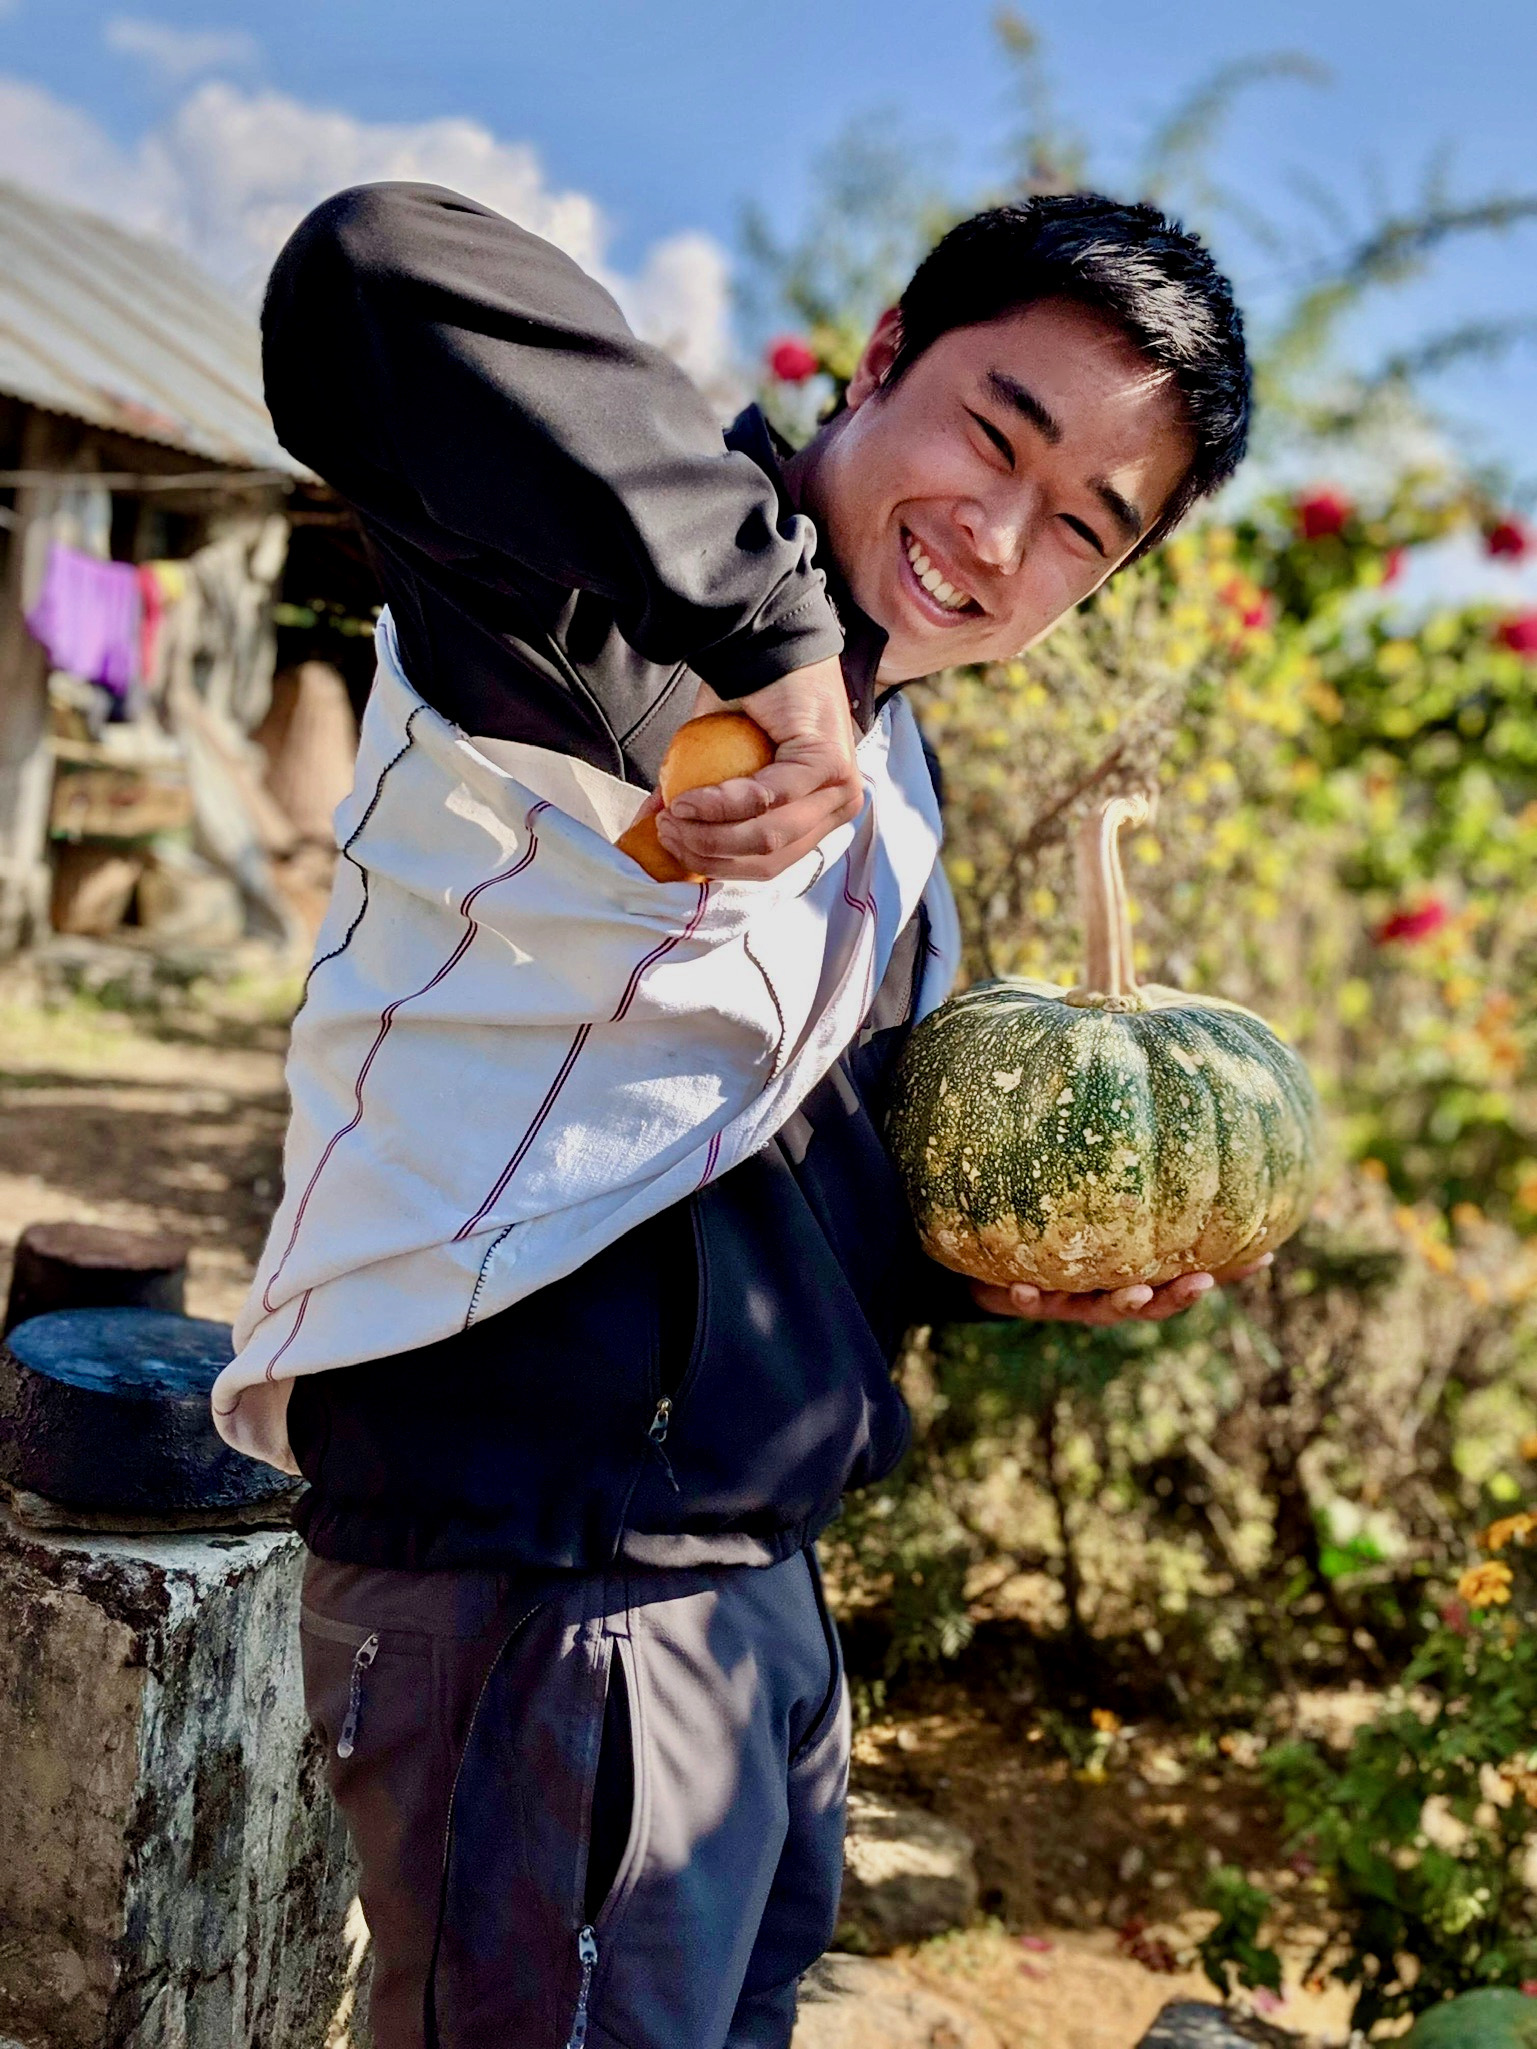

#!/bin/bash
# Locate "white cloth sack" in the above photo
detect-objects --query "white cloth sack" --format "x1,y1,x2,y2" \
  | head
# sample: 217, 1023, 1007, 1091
214, 613, 958, 1471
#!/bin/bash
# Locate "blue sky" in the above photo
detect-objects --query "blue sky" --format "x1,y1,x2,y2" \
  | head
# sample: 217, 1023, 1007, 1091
2, 0, 1536, 518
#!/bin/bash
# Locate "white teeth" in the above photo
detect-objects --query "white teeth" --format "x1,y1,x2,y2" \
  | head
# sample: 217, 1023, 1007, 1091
905, 533, 971, 612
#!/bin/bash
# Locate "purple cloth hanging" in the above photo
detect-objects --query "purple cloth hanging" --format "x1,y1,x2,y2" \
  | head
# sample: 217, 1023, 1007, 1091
25, 543, 142, 698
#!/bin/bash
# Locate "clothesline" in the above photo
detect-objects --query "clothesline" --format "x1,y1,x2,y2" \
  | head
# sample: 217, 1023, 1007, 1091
0, 468, 296, 493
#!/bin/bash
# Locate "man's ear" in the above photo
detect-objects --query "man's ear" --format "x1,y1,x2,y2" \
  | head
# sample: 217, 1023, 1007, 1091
845, 307, 903, 410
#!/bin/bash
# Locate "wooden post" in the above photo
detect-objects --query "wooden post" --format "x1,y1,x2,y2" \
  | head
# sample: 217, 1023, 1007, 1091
4, 1220, 190, 1336
0, 410, 66, 954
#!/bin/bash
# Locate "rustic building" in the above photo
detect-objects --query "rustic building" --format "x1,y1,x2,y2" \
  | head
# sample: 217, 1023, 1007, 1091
0, 178, 366, 957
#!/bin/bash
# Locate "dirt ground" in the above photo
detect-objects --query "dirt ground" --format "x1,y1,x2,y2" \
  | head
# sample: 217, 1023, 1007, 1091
849, 1684, 1358, 2045
0, 974, 292, 1322
0, 969, 1360, 2049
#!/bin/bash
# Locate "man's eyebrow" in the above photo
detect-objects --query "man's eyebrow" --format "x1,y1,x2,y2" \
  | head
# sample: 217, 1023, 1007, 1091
985, 370, 1061, 444
1094, 481, 1144, 542
985, 368, 1146, 542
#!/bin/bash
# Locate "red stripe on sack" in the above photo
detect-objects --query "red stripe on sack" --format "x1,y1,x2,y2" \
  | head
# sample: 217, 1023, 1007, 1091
609, 882, 710, 1021
265, 1289, 313, 1381
452, 1022, 594, 1242
213, 1287, 312, 1417
260, 803, 551, 1312
454, 881, 713, 1244
697, 1127, 723, 1188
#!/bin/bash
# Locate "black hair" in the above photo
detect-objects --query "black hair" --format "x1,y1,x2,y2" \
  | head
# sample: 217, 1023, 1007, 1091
887, 193, 1251, 554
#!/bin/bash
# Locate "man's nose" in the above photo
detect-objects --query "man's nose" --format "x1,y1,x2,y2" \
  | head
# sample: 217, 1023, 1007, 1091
954, 480, 1039, 572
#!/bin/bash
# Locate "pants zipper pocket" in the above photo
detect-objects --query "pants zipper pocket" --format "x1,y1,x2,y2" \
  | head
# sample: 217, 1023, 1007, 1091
423, 1594, 555, 2049
564, 1925, 599, 2049
335, 1632, 379, 1760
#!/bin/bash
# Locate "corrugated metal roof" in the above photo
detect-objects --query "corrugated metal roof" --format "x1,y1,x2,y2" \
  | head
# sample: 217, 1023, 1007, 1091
0, 178, 304, 475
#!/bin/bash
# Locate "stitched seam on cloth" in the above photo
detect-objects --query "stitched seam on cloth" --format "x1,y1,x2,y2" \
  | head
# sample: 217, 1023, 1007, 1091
463, 1222, 515, 1329
618, 662, 691, 750
259, 801, 552, 1315
302, 705, 424, 1000
741, 933, 787, 1080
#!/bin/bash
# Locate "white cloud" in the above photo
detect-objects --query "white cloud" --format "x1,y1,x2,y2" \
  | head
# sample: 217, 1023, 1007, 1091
0, 73, 741, 400
104, 17, 261, 82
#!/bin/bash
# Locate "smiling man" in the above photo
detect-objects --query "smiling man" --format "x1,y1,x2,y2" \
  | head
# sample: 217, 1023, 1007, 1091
258, 184, 1250, 2049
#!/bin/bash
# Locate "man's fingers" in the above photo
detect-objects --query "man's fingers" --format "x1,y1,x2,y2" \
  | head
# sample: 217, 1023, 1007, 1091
972, 1270, 1226, 1325
660, 777, 775, 827
1132, 1274, 1215, 1321
669, 755, 862, 824
656, 780, 865, 877
1212, 1251, 1275, 1285
637, 652, 862, 881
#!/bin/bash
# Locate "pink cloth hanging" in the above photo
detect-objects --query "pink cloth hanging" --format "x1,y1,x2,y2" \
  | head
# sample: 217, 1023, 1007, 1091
25, 543, 142, 697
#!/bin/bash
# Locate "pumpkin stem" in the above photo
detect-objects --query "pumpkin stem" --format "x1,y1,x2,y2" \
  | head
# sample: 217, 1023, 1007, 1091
1075, 794, 1150, 1001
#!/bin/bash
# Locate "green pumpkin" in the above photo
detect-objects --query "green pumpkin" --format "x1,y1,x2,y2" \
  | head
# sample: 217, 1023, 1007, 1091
888, 795, 1322, 1294
1402, 1990, 1537, 2047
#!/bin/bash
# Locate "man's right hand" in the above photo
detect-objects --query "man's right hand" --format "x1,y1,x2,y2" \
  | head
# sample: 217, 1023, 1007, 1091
652, 657, 863, 881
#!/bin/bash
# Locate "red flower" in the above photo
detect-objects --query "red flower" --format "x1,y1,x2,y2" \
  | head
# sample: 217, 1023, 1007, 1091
766, 336, 819, 384
1486, 520, 1531, 562
1218, 577, 1274, 633
1496, 613, 1537, 659
1296, 489, 1351, 541
1381, 548, 1405, 586
1439, 1596, 1471, 1636
1375, 900, 1449, 946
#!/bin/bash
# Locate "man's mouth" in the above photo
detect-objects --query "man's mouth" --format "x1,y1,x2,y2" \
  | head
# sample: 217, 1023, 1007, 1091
900, 529, 982, 622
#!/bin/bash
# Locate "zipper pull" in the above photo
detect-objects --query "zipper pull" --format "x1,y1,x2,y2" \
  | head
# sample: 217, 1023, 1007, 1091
336, 1632, 380, 1759
564, 1926, 599, 2049
647, 1399, 680, 1493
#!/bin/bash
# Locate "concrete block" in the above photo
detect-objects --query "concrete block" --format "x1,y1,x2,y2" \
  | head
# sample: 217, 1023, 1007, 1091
0, 1508, 365, 2049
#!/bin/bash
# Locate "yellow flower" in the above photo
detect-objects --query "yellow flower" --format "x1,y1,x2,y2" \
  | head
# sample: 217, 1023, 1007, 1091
1091, 1708, 1122, 1734
1458, 1561, 1515, 1608
1482, 1515, 1537, 1554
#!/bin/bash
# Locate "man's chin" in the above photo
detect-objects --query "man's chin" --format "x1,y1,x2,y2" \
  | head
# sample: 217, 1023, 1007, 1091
877, 624, 984, 683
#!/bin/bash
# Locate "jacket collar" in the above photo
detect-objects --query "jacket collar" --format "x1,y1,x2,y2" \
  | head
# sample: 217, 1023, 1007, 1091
726, 404, 889, 732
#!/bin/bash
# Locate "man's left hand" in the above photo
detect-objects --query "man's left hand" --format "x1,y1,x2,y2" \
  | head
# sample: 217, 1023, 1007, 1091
971, 1253, 1274, 1326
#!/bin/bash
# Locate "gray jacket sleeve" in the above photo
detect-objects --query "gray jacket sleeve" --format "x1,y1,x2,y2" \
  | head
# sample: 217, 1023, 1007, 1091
260, 181, 844, 700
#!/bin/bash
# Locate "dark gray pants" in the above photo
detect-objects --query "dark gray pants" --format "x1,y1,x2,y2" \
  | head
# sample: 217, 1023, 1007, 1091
300, 1548, 850, 2049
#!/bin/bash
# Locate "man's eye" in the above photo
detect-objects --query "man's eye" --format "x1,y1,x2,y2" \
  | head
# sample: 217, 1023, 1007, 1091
1060, 514, 1106, 558
966, 409, 1014, 469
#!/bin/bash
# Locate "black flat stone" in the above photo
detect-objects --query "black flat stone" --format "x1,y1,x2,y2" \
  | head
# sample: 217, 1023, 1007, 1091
1136, 2005, 1305, 2048
0, 1308, 292, 1513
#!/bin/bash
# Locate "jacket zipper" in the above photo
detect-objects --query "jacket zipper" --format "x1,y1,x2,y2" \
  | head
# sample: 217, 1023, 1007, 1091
335, 1632, 379, 1759
646, 1398, 680, 1493
563, 1925, 599, 2049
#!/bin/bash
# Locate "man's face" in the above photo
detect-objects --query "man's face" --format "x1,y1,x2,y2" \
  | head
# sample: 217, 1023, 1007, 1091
801, 297, 1196, 682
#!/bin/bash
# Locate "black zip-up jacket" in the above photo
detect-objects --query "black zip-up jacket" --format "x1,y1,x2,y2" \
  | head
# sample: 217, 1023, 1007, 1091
262, 183, 973, 1571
